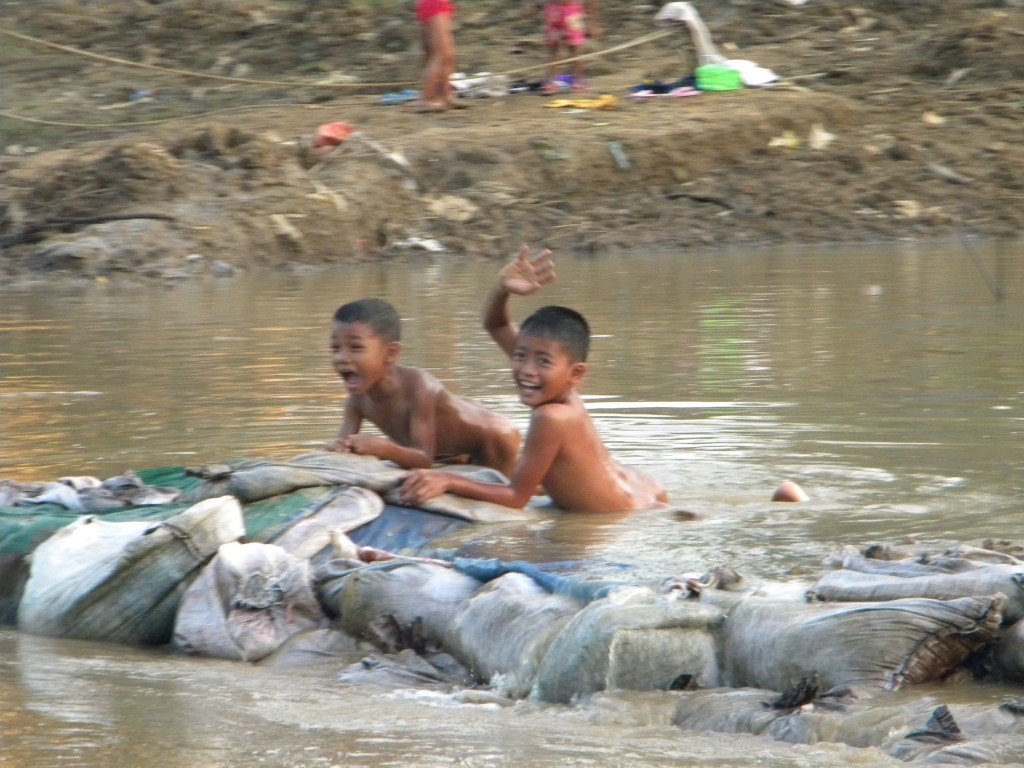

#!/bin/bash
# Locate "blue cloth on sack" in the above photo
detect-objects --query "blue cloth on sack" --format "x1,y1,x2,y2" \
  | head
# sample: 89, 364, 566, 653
453, 557, 632, 603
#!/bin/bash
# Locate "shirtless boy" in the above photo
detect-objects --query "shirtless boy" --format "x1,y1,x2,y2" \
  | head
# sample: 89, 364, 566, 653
402, 247, 668, 513
326, 298, 519, 475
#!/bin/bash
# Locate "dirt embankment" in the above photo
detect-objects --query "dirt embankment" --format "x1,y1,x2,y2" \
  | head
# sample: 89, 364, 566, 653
1, 0, 1023, 287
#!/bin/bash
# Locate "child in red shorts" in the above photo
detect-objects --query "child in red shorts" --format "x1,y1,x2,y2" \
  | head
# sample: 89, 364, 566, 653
415, 0, 461, 112
533, 0, 600, 94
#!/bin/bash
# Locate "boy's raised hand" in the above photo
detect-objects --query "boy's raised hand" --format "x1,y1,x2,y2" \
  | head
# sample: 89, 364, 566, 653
500, 245, 556, 296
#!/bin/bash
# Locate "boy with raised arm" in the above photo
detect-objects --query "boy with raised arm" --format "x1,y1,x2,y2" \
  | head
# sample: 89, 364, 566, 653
402, 247, 668, 513
326, 298, 519, 475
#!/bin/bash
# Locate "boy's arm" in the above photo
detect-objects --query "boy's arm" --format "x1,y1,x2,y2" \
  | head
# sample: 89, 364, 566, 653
326, 402, 362, 451
342, 375, 438, 469
401, 407, 561, 508
482, 245, 556, 358
345, 434, 435, 468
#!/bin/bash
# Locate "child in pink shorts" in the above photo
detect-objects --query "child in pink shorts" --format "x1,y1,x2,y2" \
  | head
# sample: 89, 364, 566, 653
536, 0, 600, 93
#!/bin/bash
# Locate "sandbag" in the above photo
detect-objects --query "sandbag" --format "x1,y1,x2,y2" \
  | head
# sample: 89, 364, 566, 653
189, 452, 531, 523
447, 572, 584, 697
807, 565, 1024, 624
187, 452, 403, 502
18, 496, 244, 645
889, 705, 998, 765
347, 504, 469, 554
268, 485, 383, 561
672, 688, 807, 738
171, 541, 328, 662
671, 685, 1024, 761
990, 617, 1024, 683
532, 588, 725, 704
333, 561, 482, 646
0, 497, 194, 626
823, 545, 985, 577
337, 649, 474, 691
707, 592, 1003, 695
672, 684, 983, 751
259, 628, 369, 670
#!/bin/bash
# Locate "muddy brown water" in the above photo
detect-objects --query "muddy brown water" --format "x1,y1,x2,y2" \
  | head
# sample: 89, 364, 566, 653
1, 241, 1022, 766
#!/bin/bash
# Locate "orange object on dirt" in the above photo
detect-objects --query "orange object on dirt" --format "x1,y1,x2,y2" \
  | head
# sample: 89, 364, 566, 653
313, 121, 355, 148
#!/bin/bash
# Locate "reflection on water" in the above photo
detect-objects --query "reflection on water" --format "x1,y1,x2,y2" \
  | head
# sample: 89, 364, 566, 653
1, 241, 1023, 766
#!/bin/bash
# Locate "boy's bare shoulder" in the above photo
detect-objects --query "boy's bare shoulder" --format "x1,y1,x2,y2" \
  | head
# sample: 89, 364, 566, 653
530, 399, 586, 425
395, 363, 449, 399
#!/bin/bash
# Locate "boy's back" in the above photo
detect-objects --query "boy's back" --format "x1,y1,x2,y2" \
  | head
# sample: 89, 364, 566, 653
348, 363, 519, 475
523, 388, 666, 512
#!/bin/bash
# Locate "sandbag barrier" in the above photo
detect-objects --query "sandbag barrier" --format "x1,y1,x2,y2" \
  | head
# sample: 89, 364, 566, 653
4, 459, 1024, 764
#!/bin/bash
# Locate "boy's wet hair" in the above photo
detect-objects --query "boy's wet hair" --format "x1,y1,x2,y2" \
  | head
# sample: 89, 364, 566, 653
333, 298, 401, 342
519, 305, 590, 362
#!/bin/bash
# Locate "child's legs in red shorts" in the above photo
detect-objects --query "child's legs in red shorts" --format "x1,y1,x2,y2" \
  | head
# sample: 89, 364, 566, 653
418, 0, 455, 105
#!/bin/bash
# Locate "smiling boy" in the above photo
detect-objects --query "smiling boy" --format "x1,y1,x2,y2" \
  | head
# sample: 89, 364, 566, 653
401, 247, 668, 513
326, 298, 519, 474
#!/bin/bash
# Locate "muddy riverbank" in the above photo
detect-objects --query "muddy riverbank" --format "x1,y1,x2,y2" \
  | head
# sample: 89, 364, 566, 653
1, 0, 1022, 286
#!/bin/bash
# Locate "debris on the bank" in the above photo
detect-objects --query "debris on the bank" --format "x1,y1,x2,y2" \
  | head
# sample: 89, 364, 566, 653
894, 200, 921, 219
922, 111, 947, 127
655, 2, 727, 66
943, 68, 971, 87
312, 122, 355, 148
607, 141, 631, 170
314, 71, 361, 86
307, 180, 349, 212
270, 213, 304, 247
807, 124, 835, 150
768, 130, 801, 149
393, 236, 446, 253
452, 72, 509, 99
927, 162, 972, 185
425, 194, 479, 223
380, 89, 420, 106
544, 95, 617, 110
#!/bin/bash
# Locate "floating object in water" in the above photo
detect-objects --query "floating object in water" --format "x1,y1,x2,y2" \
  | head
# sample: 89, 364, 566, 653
771, 481, 808, 502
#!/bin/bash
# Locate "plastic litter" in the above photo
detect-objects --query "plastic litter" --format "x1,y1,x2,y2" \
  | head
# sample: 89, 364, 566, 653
379, 90, 420, 106
654, 2, 727, 67
695, 65, 742, 92
768, 130, 801, 149
723, 59, 778, 88
808, 123, 835, 150
544, 95, 617, 110
451, 73, 509, 99
312, 122, 355, 148
393, 236, 446, 253
607, 141, 631, 171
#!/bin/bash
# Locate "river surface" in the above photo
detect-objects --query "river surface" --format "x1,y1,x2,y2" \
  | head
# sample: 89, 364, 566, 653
1, 241, 1022, 767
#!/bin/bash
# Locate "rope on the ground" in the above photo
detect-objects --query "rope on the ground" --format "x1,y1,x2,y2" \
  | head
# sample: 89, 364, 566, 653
0, 102, 346, 129
0, 25, 674, 128
0, 25, 673, 88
